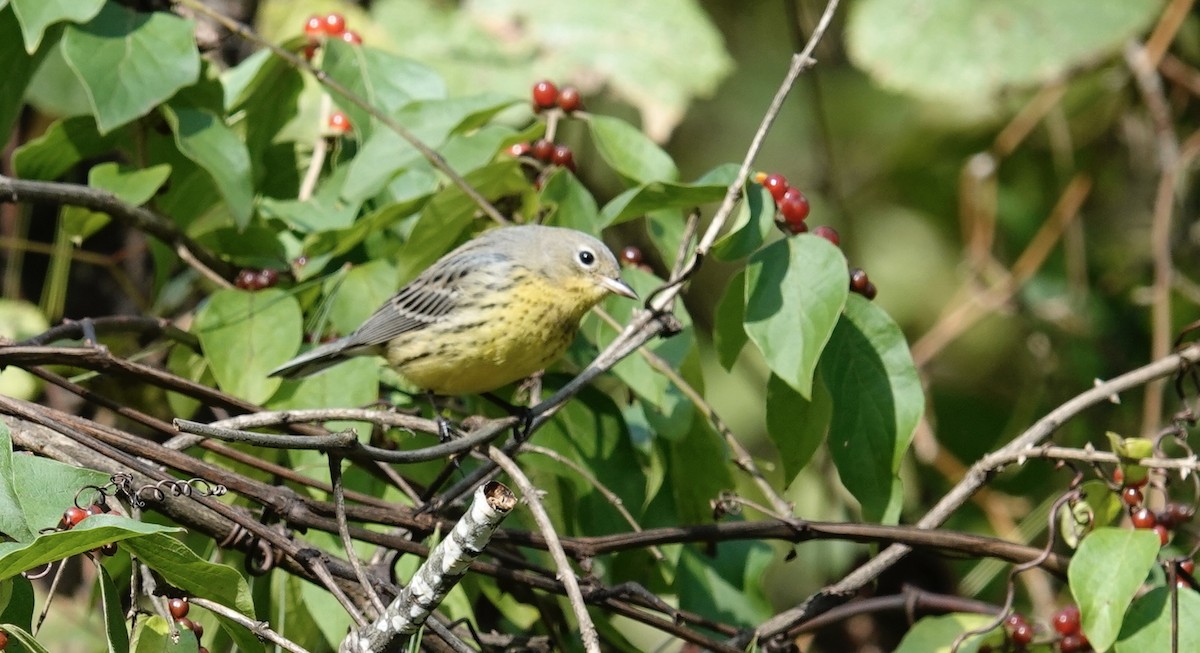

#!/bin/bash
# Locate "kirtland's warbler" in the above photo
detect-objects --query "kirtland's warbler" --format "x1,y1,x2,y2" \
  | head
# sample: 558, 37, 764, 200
269, 224, 637, 395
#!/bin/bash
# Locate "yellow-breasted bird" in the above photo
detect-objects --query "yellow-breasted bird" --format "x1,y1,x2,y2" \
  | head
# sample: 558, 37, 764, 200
269, 224, 637, 395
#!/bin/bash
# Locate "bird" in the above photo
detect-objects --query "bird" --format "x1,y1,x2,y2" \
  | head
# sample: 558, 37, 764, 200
269, 224, 638, 397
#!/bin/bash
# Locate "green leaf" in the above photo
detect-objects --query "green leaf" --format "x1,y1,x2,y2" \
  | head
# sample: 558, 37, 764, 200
193, 226, 288, 270
0, 624, 54, 653
160, 103, 254, 228
1069, 527, 1161, 651
13, 116, 120, 180
713, 269, 747, 370
62, 3, 201, 133
10, 0, 103, 52
599, 179, 730, 227
0, 299, 49, 401
587, 114, 679, 184
847, 0, 1161, 105
88, 162, 171, 206
323, 260, 400, 336
193, 289, 303, 404
893, 613, 1000, 653
96, 561, 130, 653
1116, 586, 1200, 652
766, 373, 832, 483
0, 515, 179, 579
744, 236, 848, 398
0, 421, 111, 542
1059, 480, 1125, 549
676, 543, 772, 627
131, 615, 198, 653
122, 534, 255, 616
822, 295, 923, 523
539, 168, 599, 233
712, 182, 774, 261
323, 39, 446, 139
0, 6, 55, 141
0, 575, 35, 631
220, 49, 304, 178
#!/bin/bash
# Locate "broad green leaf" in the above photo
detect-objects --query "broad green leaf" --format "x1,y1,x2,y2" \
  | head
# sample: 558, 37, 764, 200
1108, 431, 1154, 487
712, 182, 774, 261
0, 6, 55, 140
766, 373, 832, 483
62, 3, 200, 133
96, 561, 129, 653
598, 164, 734, 226
1116, 587, 1200, 652
822, 295, 923, 522
394, 161, 528, 282
713, 270, 747, 370
301, 186, 431, 261
193, 226, 288, 270
122, 534, 255, 617
0, 515, 179, 578
0, 575, 35, 631
440, 124, 518, 174
323, 260, 400, 335
12, 116, 119, 180
744, 236, 848, 398
668, 420, 733, 525
0, 421, 110, 542
10, 0, 103, 52
341, 94, 518, 202
847, 0, 1162, 105
587, 114, 679, 183
60, 205, 110, 245
677, 543, 772, 627
258, 165, 361, 234
88, 162, 171, 206
131, 616, 198, 653
161, 103, 254, 228
1059, 480, 1124, 549
893, 613, 1000, 653
220, 49, 304, 178
1070, 527, 1161, 651
269, 358, 380, 417
540, 169, 600, 233
193, 289, 303, 404
323, 38, 446, 139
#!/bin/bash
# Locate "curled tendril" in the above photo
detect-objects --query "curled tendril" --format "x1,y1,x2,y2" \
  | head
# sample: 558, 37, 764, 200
22, 561, 54, 580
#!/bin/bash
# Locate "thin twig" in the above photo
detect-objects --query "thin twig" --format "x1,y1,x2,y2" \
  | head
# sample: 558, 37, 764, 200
189, 597, 312, 653
328, 454, 386, 616
489, 447, 601, 653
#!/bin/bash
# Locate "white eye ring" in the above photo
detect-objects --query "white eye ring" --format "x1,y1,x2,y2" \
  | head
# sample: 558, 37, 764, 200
578, 249, 596, 267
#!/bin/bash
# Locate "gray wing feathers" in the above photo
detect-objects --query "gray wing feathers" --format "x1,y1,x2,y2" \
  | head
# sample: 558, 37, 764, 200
268, 336, 362, 378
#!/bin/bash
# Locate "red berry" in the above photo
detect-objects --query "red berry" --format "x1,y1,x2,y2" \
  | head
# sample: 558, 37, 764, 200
508, 142, 531, 158
1059, 633, 1088, 653
62, 506, 88, 528
784, 219, 808, 235
1165, 502, 1195, 527
1121, 486, 1143, 507
1113, 468, 1124, 485
87, 502, 107, 516
303, 15, 324, 40
531, 139, 554, 162
620, 246, 643, 266
762, 173, 789, 202
532, 80, 558, 111
849, 268, 870, 293
341, 30, 362, 45
1011, 623, 1034, 645
1004, 613, 1029, 632
168, 597, 190, 619
551, 144, 575, 171
100, 542, 118, 556
303, 43, 319, 61
1180, 559, 1195, 575
862, 281, 878, 301
199, 648, 209, 653
812, 225, 840, 246
557, 86, 583, 113
257, 269, 279, 289
323, 13, 346, 36
0, 629, 8, 650
1131, 507, 1156, 529
778, 187, 810, 226
328, 111, 351, 134
235, 269, 256, 289
1154, 523, 1171, 545
1052, 605, 1080, 635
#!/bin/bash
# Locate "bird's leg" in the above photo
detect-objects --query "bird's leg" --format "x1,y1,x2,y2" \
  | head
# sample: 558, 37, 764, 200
425, 392, 461, 442
481, 392, 534, 440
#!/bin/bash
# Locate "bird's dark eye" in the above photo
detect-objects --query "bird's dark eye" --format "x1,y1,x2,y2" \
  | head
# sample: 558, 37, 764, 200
578, 249, 596, 266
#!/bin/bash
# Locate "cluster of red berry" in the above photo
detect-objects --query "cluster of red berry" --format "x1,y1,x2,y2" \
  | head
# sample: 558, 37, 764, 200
509, 140, 575, 172
755, 172, 877, 300
302, 12, 361, 57
59, 502, 117, 556
531, 80, 584, 114
169, 597, 208, 651
1116, 468, 1195, 546
234, 268, 280, 291
616, 245, 655, 274
1050, 605, 1089, 652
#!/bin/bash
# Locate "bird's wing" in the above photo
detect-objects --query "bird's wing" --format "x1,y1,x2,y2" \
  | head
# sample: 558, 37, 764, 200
344, 249, 509, 348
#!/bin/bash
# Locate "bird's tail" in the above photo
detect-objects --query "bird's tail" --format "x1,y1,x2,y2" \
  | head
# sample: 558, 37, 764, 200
269, 338, 355, 379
